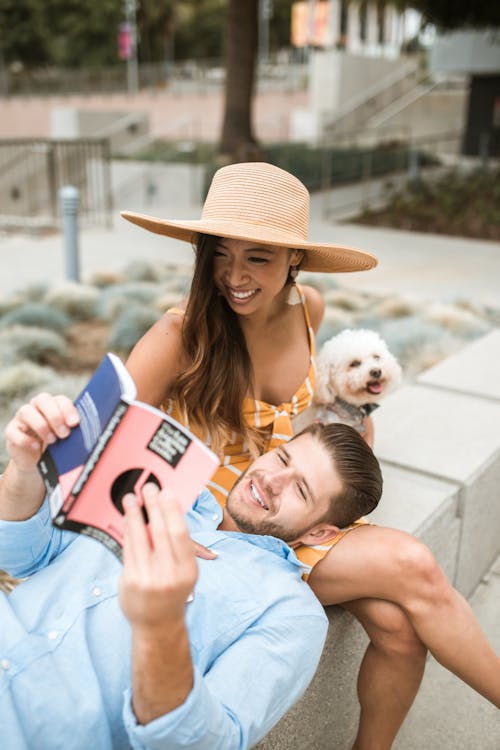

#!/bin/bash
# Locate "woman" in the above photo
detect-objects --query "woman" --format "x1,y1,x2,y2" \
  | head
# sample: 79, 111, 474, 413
123, 162, 499, 749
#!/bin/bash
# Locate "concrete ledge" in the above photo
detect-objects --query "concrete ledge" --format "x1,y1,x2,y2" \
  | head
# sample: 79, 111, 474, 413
257, 329, 500, 749
374, 374, 500, 597
418, 329, 500, 402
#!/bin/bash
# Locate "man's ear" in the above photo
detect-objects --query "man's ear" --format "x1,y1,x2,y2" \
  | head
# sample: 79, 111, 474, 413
289, 523, 340, 549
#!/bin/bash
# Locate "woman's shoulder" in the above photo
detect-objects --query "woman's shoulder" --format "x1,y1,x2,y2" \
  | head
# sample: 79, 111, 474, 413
300, 284, 325, 333
126, 308, 188, 405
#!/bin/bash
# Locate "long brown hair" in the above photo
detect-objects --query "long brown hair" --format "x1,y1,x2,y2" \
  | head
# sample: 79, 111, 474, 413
172, 234, 261, 456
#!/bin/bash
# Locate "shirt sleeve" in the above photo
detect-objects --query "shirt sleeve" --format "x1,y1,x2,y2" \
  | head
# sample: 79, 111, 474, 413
122, 610, 327, 750
0, 496, 73, 577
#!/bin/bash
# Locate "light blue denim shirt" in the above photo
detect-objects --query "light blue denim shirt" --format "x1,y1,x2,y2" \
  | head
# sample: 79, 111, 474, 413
0, 489, 328, 750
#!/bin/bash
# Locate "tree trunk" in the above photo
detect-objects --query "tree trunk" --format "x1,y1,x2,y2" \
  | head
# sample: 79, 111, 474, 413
218, 0, 264, 163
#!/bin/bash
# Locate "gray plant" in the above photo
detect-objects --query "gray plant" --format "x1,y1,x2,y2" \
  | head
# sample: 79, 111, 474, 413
108, 303, 162, 355
95, 282, 163, 322
0, 325, 67, 366
0, 303, 71, 334
44, 282, 99, 321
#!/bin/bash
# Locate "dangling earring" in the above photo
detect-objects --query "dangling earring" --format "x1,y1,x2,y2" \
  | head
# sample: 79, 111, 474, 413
287, 266, 301, 305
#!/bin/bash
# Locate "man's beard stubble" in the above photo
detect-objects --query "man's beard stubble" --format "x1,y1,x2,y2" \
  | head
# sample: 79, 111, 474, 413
225, 469, 307, 543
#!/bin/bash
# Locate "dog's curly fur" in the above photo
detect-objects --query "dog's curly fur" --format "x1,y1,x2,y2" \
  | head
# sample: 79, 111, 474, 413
315, 328, 402, 408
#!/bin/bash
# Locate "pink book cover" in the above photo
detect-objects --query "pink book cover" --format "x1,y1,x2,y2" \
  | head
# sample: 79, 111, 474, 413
46, 356, 219, 559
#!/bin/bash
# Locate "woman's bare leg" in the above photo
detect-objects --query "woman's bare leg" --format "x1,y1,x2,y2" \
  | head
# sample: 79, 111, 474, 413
309, 525, 500, 707
343, 598, 427, 750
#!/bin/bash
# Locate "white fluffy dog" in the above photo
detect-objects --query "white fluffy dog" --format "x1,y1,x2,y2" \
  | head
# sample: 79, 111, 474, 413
294, 329, 402, 445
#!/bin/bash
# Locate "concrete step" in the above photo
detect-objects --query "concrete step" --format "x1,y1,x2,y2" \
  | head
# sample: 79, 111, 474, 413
258, 329, 500, 750
392, 555, 500, 750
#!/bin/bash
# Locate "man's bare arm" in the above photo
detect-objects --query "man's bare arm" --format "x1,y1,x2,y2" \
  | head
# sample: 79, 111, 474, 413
119, 484, 197, 723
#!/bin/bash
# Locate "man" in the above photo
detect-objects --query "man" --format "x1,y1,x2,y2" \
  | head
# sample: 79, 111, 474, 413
0, 393, 382, 750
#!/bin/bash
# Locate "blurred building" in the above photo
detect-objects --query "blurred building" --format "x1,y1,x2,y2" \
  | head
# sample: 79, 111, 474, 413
429, 29, 500, 157
290, 0, 472, 157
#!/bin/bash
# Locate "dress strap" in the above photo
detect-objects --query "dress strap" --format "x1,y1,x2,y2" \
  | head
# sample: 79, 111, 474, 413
296, 284, 316, 357
166, 307, 186, 317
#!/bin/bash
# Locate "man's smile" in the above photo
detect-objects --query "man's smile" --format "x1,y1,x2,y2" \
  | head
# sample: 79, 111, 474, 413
250, 480, 269, 510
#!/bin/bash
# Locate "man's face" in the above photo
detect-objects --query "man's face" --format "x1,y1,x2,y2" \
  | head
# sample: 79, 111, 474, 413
224, 433, 342, 543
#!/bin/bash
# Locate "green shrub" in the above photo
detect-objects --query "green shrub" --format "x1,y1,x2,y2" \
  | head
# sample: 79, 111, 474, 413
0, 303, 71, 334
95, 283, 163, 322
108, 304, 162, 355
0, 326, 67, 366
44, 282, 99, 321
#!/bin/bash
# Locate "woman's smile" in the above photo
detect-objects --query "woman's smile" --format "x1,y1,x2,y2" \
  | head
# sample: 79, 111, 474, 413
225, 285, 261, 305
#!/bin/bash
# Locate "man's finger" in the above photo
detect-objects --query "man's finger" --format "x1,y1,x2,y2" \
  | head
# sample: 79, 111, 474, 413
192, 541, 218, 560
14, 403, 58, 446
29, 393, 73, 441
122, 492, 151, 576
53, 395, 80, 428
159, 492, 197, 570
141, 483, 173, 561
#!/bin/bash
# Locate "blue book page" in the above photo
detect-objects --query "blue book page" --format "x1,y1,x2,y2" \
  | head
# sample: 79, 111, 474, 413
38, 353, 136, 487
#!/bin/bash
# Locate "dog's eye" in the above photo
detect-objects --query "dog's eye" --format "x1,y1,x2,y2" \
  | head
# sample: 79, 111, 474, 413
373, 354, 380, 361
349, 360, 361, 368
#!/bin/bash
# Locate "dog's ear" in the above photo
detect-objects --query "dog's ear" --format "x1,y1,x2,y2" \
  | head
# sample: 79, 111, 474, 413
387, 354, 403, 389
315, 353, 338, 404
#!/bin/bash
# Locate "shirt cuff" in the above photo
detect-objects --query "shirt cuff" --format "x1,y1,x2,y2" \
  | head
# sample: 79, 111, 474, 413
123, 668, 218, 750
0, 498, 55, 576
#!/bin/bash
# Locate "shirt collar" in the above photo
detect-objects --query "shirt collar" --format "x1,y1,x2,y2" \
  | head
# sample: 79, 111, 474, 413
191, 490, 303, 570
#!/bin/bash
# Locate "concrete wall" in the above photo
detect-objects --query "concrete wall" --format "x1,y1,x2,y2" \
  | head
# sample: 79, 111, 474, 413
51, 107, 150, 154
309, 50, 410, 115
257, 329, 500, 750
429, 30, 500, 75
370, 89, 467, 142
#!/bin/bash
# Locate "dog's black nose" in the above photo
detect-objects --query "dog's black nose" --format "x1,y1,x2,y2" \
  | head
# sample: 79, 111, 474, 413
370, 368, 382, 379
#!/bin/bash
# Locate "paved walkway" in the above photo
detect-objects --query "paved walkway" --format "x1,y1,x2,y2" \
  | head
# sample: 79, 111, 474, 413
1, 164, 499, 309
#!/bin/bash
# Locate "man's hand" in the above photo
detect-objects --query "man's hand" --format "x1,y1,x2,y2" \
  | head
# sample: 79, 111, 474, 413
119, 483, 198, 631
5, 393, 79, 472
0, 393, 80, 521
119, 483, 198, 723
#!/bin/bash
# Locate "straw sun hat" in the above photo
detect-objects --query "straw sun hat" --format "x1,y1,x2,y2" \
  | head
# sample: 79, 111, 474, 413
121, 162, 377, 273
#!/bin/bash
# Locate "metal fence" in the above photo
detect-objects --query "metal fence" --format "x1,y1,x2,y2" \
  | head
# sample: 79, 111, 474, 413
0, 56, 307, 97
0, 138, 112, 231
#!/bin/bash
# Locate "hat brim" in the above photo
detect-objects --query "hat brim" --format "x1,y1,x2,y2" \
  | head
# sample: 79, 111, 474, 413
121, 210, 378, 273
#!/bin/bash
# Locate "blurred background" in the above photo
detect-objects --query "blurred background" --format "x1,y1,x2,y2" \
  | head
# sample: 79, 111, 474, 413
0, 0, 498, 234
0, 5, 499, 747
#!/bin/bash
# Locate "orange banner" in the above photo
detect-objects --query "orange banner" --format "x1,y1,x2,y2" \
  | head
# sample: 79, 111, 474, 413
291, 1, 329, 48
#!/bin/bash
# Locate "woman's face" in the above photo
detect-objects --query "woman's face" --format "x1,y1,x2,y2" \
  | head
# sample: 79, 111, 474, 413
213, 237, 302, 315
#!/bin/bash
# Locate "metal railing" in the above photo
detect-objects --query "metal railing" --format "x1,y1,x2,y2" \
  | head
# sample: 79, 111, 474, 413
0, 138, 112, 230
0, 56, 308, 97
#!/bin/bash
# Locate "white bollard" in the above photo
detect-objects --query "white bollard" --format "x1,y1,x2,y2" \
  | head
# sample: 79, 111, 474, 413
59, 185, 80, 282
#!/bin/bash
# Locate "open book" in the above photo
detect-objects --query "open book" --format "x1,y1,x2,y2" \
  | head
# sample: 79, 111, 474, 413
38, 353, 219, 558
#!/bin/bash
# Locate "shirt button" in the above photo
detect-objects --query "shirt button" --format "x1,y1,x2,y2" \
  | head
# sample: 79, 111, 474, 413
212, 514, 219, 521
47, 630, 59, 641
92, 587, 102, 597
1, 659, 9, 670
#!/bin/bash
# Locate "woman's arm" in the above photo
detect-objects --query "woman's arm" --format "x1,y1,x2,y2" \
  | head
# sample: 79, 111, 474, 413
126, 311, 187, 407
363, 415, 374, 448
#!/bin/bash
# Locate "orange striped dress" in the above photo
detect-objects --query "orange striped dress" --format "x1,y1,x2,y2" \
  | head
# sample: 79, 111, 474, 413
163, 288, 364, 577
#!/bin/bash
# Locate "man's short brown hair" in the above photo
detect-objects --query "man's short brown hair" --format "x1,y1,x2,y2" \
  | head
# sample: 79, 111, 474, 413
296, 422, 383, 528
